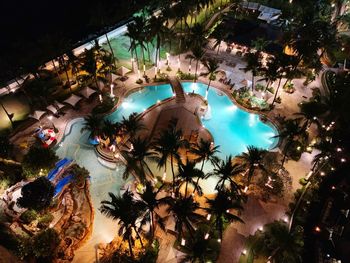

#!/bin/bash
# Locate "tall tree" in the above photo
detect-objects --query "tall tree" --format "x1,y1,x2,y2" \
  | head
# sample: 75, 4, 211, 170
237, 146, 268, 186
100, 191, 146, 258
211, 155, 243, 193
165, 195, 204, 239
176, 158, 205, 197
201, 58, 220, 99
204, 188, 244, 239
185, 46, 206, 82
152, 118, 188, 191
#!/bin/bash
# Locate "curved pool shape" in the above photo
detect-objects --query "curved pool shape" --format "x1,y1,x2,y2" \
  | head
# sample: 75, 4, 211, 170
106, 84, 174, 122
183, 82, 278, 157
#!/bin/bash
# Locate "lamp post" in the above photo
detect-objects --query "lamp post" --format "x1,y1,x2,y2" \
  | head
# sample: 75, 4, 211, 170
0, 101, 14, 127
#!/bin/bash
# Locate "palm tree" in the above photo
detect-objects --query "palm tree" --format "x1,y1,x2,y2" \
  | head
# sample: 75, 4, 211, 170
137, 182, 168, 240
243, 51, 262, 92
185, 46, 206, 82
275, 119, 307, 169
147, 15, 170, 69
100, 191, 146, 258
237, 146, 268, 186
295, 100, 327, 130
101, 120, 118, 143
250, 220, 303, 263
80, 48, 99, 89
165, 195, 205, 239
190, 138, 220, 193
212, 155, 243, 193
204, 189, 244, 239
81, 114, 102, 138
201, 58, 220, 99
190, 138, 220, 171
211, 23, 227, 54
179, 223, 221, 263
176, 158, 205, 197
152, 118, 188, 191
126, 23, 140, 69
122, 136, 154, 181
121, 112, 145, 139
187, 23, 208, 49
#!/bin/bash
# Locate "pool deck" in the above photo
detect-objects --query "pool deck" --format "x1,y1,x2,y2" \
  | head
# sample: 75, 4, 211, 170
8, 44, 325, 263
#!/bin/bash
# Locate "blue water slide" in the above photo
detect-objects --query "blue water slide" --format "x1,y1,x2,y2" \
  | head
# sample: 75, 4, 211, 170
47, 158, 72, 181
54, 174, 73, 197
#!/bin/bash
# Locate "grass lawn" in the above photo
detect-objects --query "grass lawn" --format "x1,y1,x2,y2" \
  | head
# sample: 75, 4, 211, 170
102, 35, 169, 69
0, 93, 31, 132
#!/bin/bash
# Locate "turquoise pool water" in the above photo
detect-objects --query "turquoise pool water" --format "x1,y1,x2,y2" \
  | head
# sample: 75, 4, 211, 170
106, 84, 174, 122
182, 82, 277, 157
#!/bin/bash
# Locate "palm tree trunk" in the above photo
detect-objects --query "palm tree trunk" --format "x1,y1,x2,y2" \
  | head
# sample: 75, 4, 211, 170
192, 159, 205, 194
134, 227, 144, 248
52, 60, 63, 84
271, 77, 282, 107
146, 42, 151, 62
216, 42, 221, 54
195, 60, 199, 82
171, 154, 176, 192
251, 74, 255, 92
185, 180, 188, 198
105, 33, 118, 71
151, 211, 155, 239
280, 141, 292, 169
128, 237, 134, 258
63, 59, 71, 92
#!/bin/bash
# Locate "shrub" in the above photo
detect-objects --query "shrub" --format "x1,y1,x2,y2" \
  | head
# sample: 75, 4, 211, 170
92, 95, 116, 114
136, 79, 143, 84
177, 71, 196, 80
17, 177, 55, 211
31, 228, 60, 259
20, 210, 38, 224
69, 164, 90, 185
22, 146, 58, 178
37, 213, 54, 229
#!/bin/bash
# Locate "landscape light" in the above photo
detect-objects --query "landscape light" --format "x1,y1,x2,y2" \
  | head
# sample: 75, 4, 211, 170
242, 249, 247, 255
315, 226, 321, 232
204, 233, 209, 240
181, 238, 186, 246
206, 214, 212, 220
217, 239, 221, 242
341, 158, 346, 163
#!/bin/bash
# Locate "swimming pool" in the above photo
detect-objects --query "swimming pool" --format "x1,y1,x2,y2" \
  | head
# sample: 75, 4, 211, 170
182, 82, 278, 158
106, 84, 174, 122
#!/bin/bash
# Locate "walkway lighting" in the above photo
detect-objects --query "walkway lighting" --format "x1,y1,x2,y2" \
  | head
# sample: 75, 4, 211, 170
181, 238, 186, 246
242, 249, 247, 255
337, 148, 342, 152
206, 214, 212, 220
320, 171, 325, 176
204, 233, 209, 240
217, 239, 221, 242
283, 217, 289, 223
258, 226, 263, 231
315, 226, 321, 232
341, 158, 346, 163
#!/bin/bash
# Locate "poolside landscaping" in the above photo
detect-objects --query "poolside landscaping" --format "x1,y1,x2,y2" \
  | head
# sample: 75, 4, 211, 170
0, 0, 350, 262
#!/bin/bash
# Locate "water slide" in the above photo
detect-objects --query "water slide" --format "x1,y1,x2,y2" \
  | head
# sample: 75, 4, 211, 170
47, 158, 72, 181
54, 174, 73, 197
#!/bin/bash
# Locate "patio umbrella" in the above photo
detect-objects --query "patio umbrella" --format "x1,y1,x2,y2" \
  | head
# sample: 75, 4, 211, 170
46, 105, 58, 115
54, 101, 66, 110
111, 73, 118, 83
117, 66, 130, 76
80, 86, 97, 99
63, 94, 83, 107
29, 110, 46, 120
240, 79, 252, 88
